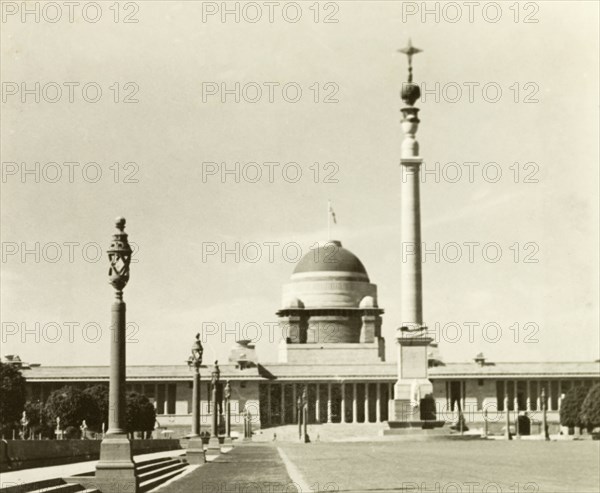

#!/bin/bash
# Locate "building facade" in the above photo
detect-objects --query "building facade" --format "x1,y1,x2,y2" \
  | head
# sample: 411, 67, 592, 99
13, 242, 600, 437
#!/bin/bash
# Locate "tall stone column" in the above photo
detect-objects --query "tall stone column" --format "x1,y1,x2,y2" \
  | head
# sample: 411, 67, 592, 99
352, 383, 357, 424
266, 383, 271, 426
390, 40, 433, 426
292, 384, 297, 422
364, 384, 369, 423
327, 384, 332, 424
281, 385, 286, 425
315, 384, 320, 423
341, 384, 346, 423
95, 218, 137, 492
376, 383, 381, 423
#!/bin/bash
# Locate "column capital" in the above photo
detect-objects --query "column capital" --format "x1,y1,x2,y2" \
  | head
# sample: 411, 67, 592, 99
400, 157, 423, 166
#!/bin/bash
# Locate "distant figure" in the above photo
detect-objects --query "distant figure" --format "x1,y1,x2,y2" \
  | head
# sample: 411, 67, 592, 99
80, 420, 88, 439
55, 417, 62, 439
273, 433, 277, 441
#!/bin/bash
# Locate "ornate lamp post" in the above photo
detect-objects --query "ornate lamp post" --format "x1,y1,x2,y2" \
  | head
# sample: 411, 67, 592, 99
297, 388, 303, 441
541, 387, 550, 440
504, 395, 512, 440
223, 380, 233, 447
302, 387, 309, 443
297, 386, 309, 443
515, 397, 520, 438
207, 361, 221, 453
95, 217, 138, 493
186, 333, 205, 464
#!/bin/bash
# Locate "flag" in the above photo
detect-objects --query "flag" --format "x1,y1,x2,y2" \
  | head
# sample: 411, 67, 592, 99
328, 201, 337, 224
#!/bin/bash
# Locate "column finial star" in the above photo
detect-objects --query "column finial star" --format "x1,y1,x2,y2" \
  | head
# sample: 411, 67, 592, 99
398, 38, 422, 83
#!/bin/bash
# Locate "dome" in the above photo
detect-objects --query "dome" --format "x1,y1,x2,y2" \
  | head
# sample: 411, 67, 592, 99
293, 241, 368, 279
284, 297, 304, 309
359, 296, 377, 308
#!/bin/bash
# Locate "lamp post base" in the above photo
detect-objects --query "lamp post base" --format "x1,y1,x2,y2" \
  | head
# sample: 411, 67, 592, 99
95, 435, 138, 493
186, 437, 206, 464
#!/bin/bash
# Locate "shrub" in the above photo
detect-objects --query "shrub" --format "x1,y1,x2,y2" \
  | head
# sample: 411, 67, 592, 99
559, 385, 589, 432
83, 385, 109, 433
125, 391, 156, 435
580, 383, 600, 431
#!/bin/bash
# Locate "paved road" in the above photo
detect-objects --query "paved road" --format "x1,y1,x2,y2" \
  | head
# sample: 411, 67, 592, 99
159, 444, 302, 493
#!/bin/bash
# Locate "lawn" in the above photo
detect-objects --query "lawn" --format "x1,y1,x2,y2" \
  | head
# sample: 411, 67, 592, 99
279, 440, 600, 493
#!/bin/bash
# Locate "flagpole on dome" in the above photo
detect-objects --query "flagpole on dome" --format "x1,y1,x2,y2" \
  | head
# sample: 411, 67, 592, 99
327, 200, 337, 242
327, 199, 331, 241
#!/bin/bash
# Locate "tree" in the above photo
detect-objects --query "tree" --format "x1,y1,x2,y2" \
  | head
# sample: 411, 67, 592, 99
579, 383, 600, 432
24, 400, 54, 438
559, 385, 589, 433
83, 385, 109, 433
44, 386, 96, 435
126, 392, 156, 438
0, 362, 26, 437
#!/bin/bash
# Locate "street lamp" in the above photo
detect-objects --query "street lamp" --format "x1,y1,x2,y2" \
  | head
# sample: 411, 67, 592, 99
297, 386, 309, 443
95, 217, 138, 492
223, 380, 233, 447
186, 332, 205, 464
207, 361, 221, 454
187, 333, 203, 437
541, 387, 550, 441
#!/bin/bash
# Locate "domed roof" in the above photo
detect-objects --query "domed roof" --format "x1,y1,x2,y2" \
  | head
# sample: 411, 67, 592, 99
283, 297, 304, 309
359, 296, 377, 308
293, 241, 368, 278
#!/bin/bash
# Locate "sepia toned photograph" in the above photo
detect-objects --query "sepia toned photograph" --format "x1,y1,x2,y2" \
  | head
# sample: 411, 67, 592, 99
1, 1, 599, 492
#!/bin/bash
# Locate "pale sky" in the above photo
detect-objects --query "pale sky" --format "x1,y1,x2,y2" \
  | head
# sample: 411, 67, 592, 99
1, 1, 598, 368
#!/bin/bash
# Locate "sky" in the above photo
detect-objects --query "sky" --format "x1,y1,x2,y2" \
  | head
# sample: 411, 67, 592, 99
1, 0, 599, 368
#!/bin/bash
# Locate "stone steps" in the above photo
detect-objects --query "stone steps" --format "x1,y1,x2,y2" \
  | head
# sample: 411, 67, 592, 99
0, 480, 100, 493
138, 457, 188, 493
255, 423, 388, 442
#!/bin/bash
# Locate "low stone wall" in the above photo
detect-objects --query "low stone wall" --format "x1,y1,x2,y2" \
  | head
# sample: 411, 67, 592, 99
0, 439, 181, 472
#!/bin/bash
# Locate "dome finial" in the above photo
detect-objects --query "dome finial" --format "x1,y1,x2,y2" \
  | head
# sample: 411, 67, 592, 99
398, 39, 423, 106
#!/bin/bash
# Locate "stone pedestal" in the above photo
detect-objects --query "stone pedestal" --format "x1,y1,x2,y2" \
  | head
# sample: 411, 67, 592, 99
186, 437, 206, 464
389, 335, 433, 423
391, 378, 434, 421
206, 436, 221, 455
94, 436, 138, 493
221, 436, 233, 447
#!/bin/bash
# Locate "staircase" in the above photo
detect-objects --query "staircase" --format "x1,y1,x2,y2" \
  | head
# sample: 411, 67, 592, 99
254, 423, 389, 442
137, 455, 188, 492
0, 454, 189, 493
0, 479, 100, 493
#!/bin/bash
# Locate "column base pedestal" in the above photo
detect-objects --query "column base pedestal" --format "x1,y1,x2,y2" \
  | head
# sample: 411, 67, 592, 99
390, 378, 433, 422
222, 436, 233, 447
186, 437, 206, 464
94, 435, 138, 493
206, 436, 221, 455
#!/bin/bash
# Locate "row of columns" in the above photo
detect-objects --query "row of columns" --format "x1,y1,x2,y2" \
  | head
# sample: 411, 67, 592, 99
500, 380, 568, 412
447, 379, 588, 413
263, 382, 394, 426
